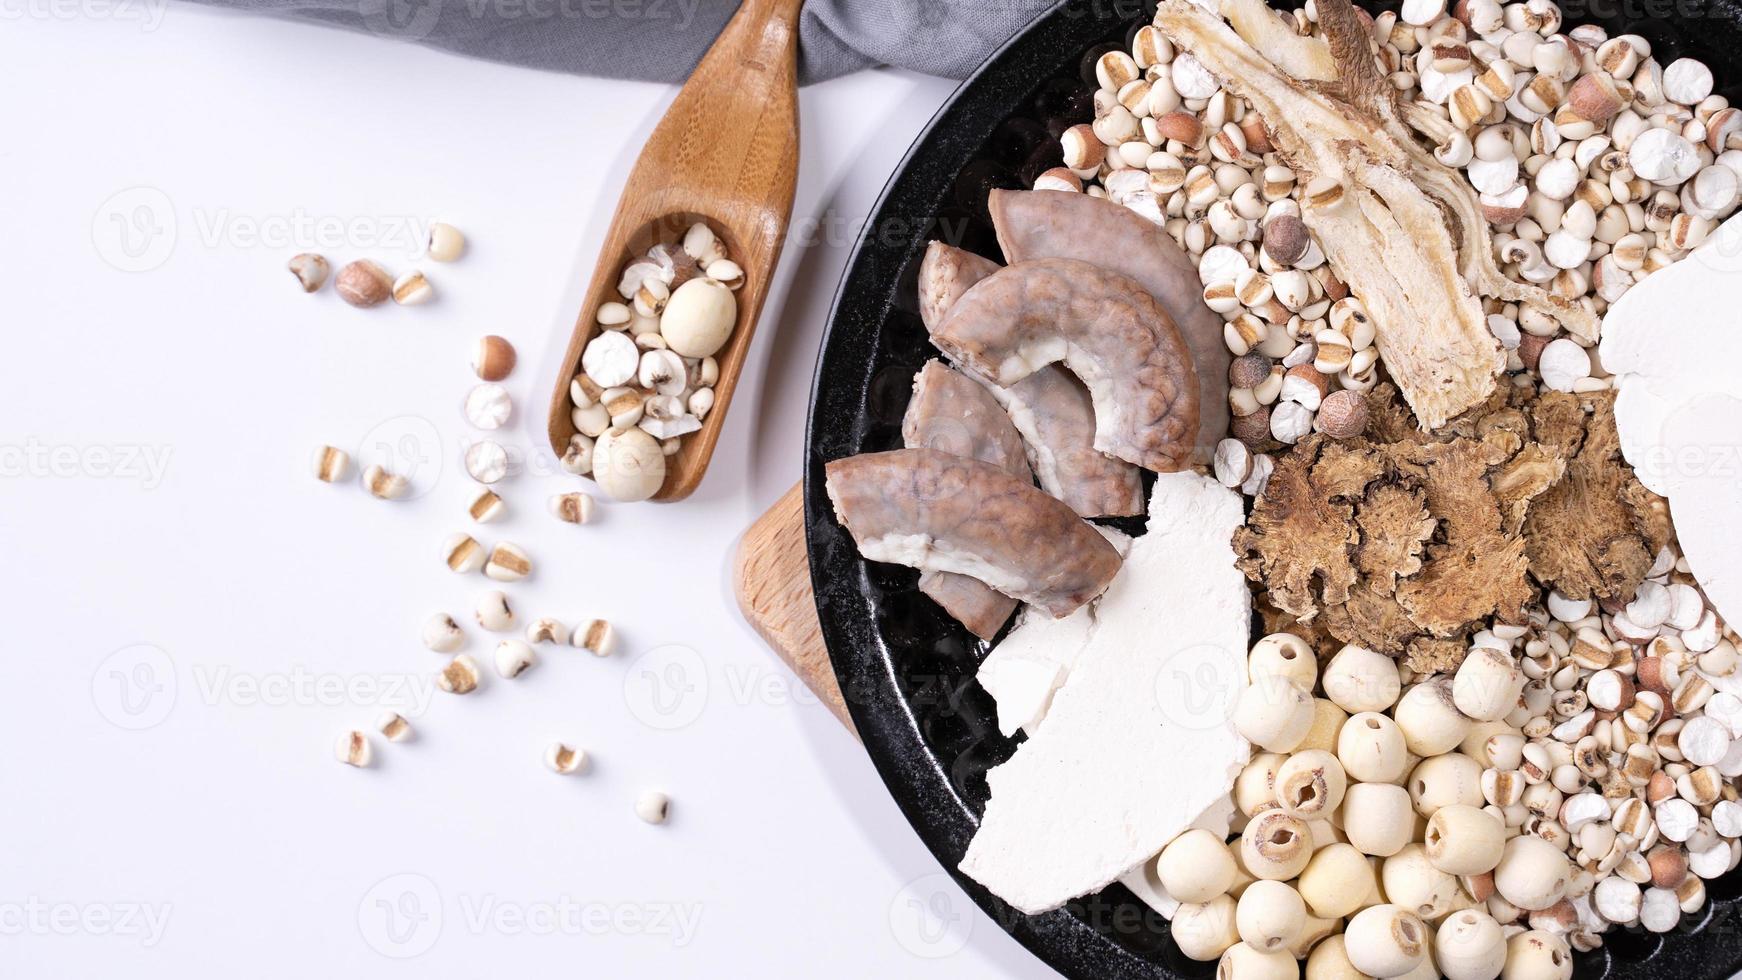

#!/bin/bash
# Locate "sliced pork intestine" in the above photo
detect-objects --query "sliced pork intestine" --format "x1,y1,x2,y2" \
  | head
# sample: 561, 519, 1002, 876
901, 360, 1030, 639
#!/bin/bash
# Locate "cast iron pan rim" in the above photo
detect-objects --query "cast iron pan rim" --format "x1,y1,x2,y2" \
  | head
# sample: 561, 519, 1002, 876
801, 2, 1169, 976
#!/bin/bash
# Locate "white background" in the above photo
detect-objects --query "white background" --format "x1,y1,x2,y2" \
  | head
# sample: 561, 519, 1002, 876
0, 6, 1057, 976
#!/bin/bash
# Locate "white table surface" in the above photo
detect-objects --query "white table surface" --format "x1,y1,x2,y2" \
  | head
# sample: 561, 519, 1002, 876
1, 8, 1058, 977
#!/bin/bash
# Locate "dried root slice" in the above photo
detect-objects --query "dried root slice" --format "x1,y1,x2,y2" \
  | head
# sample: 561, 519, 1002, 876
1219, 0, 1336, 82
1153, 0, 1591, 430
1523, 393, 1669, 602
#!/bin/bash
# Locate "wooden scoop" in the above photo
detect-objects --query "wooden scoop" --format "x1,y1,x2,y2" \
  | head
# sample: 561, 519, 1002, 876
545, 0, 803, 502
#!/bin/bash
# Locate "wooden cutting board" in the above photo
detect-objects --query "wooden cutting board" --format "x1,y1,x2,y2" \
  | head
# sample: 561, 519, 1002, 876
731, 482, 858, 737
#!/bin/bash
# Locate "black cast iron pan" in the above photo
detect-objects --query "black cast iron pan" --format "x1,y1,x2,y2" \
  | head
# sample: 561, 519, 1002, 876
802, 1, 1742, 975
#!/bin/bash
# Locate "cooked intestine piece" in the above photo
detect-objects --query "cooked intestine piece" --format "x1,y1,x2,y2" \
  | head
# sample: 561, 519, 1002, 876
902, 361, 1032, 481
930, 258, 1200, 472
1154, 0, 1594, 430
917, 241, 1001, 333
993, 366, 1144, 517
824, 448, 1122, 619
901, 360, 1031, 639
914, 240, 1145, 515
989, 189, 1229, 462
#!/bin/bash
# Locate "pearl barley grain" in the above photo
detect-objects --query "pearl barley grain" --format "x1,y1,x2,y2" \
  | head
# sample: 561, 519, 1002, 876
467, 488, 505, 523
363, 464, 408, 500
572, 618, 614, 656
311, 445, 350, 483
493, 639, 536, 679
1537, 339, 1591, 392
437, 654, 480, 694
426, 222, 466, 262
422, 613, 464, 652
443, 533, 485, 574
546, 743, 588, 775
376, 711, 412, 742
549, 492, 595, 525
483, 542, 531, 582
635, 791, 670, 825
525, 617, 568, 646
391, 270, 433, 306
335, 730, 372, 767
289, 253, 329, 292
475, 591, 514, 632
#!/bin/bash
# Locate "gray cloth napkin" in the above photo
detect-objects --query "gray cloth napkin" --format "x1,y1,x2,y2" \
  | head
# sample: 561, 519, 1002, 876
189, 0, 1058, 84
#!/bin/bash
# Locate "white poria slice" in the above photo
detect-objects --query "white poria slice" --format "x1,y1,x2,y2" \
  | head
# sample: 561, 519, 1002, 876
959, 472, 1252, 915
1117, 796, 1240, 921
1600, 214, 1742, 622
977, 528, 1134, 738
